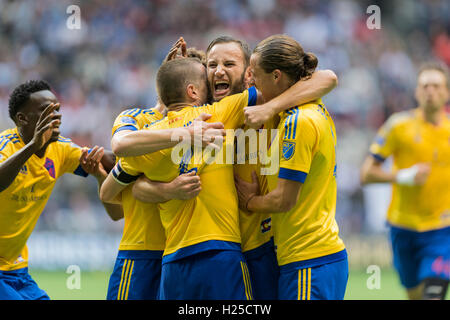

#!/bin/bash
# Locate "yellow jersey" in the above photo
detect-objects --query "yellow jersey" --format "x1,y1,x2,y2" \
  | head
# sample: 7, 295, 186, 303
234, 121, 275, 253
113, 88, 258, 262
0, 128, 87, 271
370, 108, 450, 231
111, 107, 166, 253
267, 100, 345, 266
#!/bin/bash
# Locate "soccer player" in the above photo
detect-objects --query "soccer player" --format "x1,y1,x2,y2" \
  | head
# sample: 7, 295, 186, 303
235, 35, 348, 300
131, 35, 338, 300
0, 80, 120, 300
106, 88, 225, 299
360, 62, 450, 300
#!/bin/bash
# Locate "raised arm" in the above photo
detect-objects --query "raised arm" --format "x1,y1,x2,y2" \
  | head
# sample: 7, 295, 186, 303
0, 103, 60, 192
111, 113, 225, 157
244, 70, 338, 128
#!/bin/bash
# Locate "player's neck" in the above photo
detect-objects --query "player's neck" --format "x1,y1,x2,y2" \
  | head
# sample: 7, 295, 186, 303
167, 102, 195, 113
420, 106, 444, 126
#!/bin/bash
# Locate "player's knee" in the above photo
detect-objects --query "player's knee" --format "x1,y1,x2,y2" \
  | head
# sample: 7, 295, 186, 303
421, 277, 449, 300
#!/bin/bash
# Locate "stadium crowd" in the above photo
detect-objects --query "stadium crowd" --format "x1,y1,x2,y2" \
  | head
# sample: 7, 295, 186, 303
0, 0, 448, 236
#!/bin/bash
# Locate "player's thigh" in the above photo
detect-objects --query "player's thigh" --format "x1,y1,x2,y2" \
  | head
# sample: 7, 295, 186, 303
160, 250, 252, 300
107, 258, 161, 300
389, 227, 421, 289
245, 248, 279, 300
278, 258, 348, 300
0, 272, 48, 300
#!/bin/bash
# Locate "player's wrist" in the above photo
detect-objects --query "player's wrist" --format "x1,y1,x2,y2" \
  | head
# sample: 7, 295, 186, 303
395, 165, 419, 186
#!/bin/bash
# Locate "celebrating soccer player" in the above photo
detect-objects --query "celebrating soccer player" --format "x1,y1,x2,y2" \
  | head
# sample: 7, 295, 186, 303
0, 80, 120, 300
360, 63, 450, 300
235, 35, 348, 300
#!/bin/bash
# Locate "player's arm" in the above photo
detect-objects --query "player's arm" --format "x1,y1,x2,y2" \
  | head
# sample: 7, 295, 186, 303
235, 171, 302, 213
0, 103, 60, 192
132, 171, 201, 203
360, 155, 430, 186
111, 113, 225, 157
79, 146, 124, 220
244, 70, 338, 128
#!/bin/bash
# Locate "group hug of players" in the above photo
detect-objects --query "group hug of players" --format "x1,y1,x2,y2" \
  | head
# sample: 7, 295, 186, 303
0, 33, 449, 300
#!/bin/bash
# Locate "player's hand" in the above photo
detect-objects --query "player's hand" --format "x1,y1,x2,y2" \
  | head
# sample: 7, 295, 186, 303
168, 171, 202, 200
414, 163, 431, 185
31, 103, 61, 151
244, 104, 274, 129
395, 163, 431, 186
234, 171, 260, 212
164, 37, 187, 62
189, 113, 226, 150
80, 146, 107, 179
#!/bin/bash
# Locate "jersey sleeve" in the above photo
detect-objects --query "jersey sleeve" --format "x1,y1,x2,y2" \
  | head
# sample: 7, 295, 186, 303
369, 116, 398, 162
213, 86, 258, 128
278, 114, 318, 183
0, 137, 16, 164
111, 108, 144, 137
58, 137, 89, 177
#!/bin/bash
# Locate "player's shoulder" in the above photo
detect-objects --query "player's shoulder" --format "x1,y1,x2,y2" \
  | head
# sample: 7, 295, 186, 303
55, 135, 81, 150
0, 128, 21, 153
383, 109, 416, 131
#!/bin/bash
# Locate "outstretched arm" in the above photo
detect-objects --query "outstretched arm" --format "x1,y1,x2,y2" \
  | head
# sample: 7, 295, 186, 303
111, 113, 225, 157
244, 70, 338, 128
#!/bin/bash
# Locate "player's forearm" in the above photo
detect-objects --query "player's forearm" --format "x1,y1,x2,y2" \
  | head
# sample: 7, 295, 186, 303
101, 202, 124, 221
360, 157, 396, 184
247, 189, 296, 214
132, 178, 171, 203
0, 142, 39, 192
265, 70, 338, 115
111, 129, 187, 157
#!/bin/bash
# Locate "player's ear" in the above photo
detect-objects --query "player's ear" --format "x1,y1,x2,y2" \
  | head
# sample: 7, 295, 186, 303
272, 69, 282, 83
186, 83, 198, 101
244, 66, 253, 88
15, 111, 29, 127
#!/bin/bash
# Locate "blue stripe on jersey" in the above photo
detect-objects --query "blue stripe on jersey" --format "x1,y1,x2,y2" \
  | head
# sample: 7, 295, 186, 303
278, 167, 308, 183
370, 152, 386, 162
142, 109, 155, 115
113, 125, 138, 136
248, 86, 258, 106
131, 109, 142, 117
0, 139, 9, 151
162, 240, 241, 264
293, 109, 299, 139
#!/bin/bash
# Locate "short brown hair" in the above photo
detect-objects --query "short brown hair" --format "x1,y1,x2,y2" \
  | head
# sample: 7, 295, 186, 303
253, 34, 318, 82
156, 58, 206, 106
418, 61, 449, 88
186, 47, 206, 66
206, 36, 251, 68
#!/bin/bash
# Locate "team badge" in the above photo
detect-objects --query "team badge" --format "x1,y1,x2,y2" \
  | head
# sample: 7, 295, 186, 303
260, 217, 272, 233
44, 157, 56, 179
282, 141, 295, 160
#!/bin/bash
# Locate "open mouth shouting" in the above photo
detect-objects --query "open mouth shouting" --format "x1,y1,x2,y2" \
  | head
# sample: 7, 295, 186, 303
213, 80, 230, 99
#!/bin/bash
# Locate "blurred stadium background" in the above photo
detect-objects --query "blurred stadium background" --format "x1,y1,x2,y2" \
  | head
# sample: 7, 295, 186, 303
0, 0, 449, 299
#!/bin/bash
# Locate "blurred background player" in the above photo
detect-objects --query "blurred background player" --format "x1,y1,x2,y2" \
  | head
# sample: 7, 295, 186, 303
0, 80, 120, 300
360, 63, 450, 300
235, 35, 348, 300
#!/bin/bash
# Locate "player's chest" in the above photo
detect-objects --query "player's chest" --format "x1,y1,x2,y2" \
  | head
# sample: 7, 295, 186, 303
8, 156, 60, 196
396, 124, 450, 164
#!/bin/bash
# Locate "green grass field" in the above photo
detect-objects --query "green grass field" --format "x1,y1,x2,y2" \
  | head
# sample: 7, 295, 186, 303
29, 267, 450, 300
